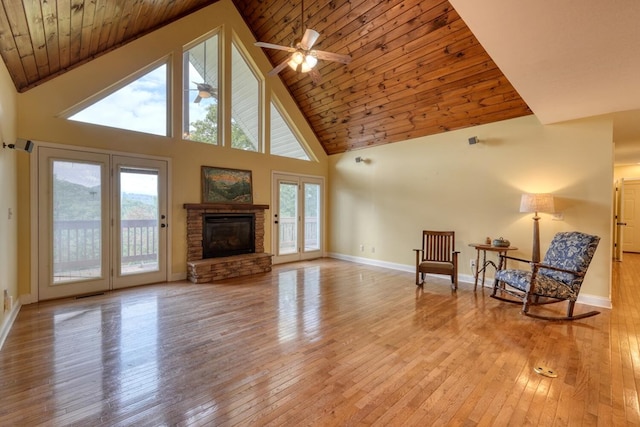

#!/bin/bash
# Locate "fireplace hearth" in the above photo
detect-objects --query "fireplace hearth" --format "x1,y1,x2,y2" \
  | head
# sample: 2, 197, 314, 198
184, 203, 272, 283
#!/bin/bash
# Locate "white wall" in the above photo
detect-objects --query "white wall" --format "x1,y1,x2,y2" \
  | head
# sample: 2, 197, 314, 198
329, 115, 613, 304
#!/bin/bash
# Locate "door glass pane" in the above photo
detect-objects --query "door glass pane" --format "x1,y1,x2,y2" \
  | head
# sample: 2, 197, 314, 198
279, 182, 298, 255
53, 161, 102, 283
304, 183, 320, 251
120, 168, 159, 275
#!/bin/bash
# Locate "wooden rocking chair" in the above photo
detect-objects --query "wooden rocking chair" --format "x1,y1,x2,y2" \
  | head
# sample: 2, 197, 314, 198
414, 230, 459, 290
491, 231, 600, 320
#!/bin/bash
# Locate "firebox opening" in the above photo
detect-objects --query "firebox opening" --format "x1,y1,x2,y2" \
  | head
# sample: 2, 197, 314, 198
203, 213, 255, 259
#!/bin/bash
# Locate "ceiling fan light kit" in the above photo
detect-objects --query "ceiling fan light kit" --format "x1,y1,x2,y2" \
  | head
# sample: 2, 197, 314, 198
255, 2, 351, 82
288, 51, 305, 71
304, 54, 318, 69
288, 51, 318, 73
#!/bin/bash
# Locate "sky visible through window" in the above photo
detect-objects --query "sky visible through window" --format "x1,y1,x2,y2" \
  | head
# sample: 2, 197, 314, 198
69, 64, 212, 137
69, 65, 169, 136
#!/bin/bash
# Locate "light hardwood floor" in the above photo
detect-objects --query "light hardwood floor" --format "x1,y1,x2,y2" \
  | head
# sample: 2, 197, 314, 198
0, 255, 638, 426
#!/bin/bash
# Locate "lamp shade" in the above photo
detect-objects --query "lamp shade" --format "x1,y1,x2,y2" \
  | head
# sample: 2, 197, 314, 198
519, 193, 555, 214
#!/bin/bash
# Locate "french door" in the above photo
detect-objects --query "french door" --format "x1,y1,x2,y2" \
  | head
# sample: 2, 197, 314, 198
112, 156, 168, 289
37, 147, 168, 300
272, 173, 323, 264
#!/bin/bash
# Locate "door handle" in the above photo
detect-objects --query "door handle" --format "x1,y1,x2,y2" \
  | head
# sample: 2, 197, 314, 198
617, 222, 627, 226
161, 223, 167, 228
274, 220, 278, 224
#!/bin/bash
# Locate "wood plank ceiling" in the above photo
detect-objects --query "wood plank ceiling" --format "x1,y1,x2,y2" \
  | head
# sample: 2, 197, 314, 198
0, 0, 532, 155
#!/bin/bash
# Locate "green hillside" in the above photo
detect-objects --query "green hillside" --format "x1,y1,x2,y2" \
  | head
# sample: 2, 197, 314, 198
54, 178, 157, 220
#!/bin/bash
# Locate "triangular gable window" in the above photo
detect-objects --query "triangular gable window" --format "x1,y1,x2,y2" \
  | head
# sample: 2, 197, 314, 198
68, 64, 168, 136
230, 42, 259, 151
270, 101, 311, 161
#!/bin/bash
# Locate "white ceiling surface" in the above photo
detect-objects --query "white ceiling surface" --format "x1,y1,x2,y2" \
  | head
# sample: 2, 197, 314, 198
449, 0, 640, 165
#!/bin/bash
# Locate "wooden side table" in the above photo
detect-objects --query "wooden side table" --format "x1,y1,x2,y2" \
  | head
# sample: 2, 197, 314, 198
469, 244, 518, 291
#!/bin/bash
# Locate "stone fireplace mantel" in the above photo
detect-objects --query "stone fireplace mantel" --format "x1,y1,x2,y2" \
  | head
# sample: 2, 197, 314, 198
184, 203, 272, 283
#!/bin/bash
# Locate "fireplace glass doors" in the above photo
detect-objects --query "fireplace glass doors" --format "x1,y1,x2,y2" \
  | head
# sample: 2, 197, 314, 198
202, 214, 255, 258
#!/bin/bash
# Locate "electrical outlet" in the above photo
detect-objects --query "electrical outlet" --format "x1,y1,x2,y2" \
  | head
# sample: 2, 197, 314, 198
470, 260, 476, 270
359, 244, 364, 252
371, 247, 375, 253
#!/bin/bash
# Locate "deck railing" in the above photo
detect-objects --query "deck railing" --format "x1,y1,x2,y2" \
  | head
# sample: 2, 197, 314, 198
53, 216, 320, 272
279, 216, 319, 251
53, 219, 158, 272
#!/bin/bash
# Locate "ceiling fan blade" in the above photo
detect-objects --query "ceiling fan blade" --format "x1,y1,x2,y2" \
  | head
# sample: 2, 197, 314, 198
255, 41, 296, 53
300, 29, 320, 50
314, 50, 352, 64
268, 58, 291, 76
309, 68, 322, 84
193, 95, 202, 104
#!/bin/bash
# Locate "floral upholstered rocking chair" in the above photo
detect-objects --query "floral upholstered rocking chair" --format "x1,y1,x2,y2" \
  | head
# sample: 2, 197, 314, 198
491, 231, 600, 321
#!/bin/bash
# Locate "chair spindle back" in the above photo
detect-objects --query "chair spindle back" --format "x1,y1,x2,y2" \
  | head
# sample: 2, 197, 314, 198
422, 230, 455, 262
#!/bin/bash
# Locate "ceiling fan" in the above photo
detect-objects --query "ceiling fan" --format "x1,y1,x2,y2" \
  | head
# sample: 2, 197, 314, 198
188, 41, 217, 104
255, 2, 352, 83
191, 82, 217, 104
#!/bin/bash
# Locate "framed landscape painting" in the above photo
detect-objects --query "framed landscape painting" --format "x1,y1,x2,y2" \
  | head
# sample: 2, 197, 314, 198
201, 166, 253, 204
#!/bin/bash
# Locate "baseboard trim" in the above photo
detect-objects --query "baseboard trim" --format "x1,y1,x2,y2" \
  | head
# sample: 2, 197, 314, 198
327, 252, 412, 273
576, 293, 612, 309
326, 253, 611, 309
0, 298, 22, 351
19, 293, 36, 305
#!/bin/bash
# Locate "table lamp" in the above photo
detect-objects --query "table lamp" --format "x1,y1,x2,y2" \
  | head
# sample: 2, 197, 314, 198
520, 193, 555, 263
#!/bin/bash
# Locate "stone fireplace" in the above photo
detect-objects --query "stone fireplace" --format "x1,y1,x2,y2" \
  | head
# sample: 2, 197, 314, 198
184, 203, 272, 283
